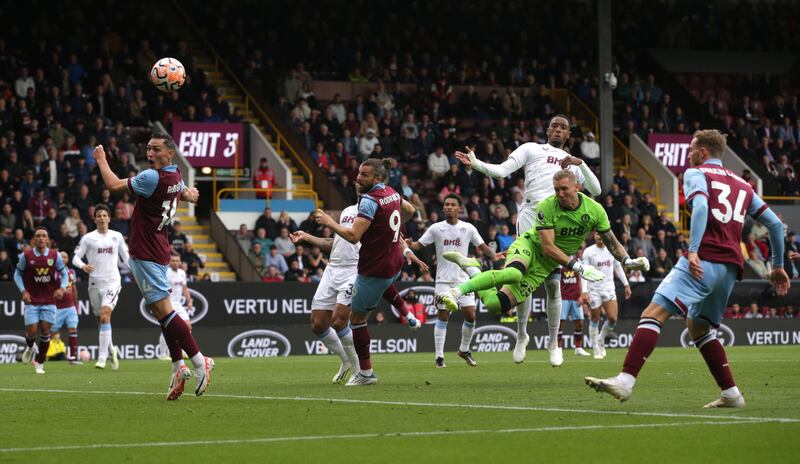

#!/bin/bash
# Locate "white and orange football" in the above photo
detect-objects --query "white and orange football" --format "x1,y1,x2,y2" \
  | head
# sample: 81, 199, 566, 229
150, 57, 186, 92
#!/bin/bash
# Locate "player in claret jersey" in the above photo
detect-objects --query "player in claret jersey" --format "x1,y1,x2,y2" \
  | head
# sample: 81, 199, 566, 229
52, 251, 81, 364
586, 130, 790, 408
314, 158, 417, 386
93, 134, 212, 400
455, 115, 602, 366
558, 257, 590, 357
15, 227, 69, 374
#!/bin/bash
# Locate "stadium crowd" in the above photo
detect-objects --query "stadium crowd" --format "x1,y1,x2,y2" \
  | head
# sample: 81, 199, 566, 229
0, 2, 238, 282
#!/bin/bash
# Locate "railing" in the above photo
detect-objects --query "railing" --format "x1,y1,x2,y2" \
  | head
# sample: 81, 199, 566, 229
762, 196, 800, 202
209, 210, 262, 282
171, 0, 314, 191
215, 188, 320, 211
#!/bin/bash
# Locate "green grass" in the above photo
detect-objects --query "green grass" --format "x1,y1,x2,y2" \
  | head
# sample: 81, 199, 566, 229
1, 346, 800, 463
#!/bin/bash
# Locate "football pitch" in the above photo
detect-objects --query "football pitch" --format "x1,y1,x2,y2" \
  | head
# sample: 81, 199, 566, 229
2, 346, 799, 463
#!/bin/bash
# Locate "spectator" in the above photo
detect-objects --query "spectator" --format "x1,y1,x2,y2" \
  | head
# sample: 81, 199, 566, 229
631, 228, 657, 261
0, 250, 13, 280
273, 227, 295, 257
358, 128, 379, 160
427, 146, 450, 179
253, 157, 276, 198
613, 169, 630, 193
252, 227, 274, 252
0, 204, 17, 235
235, 224, 252, 251
744, 303, 763, 319
169, 221, 189, 253
277, 211, 299, 233
255, 207, 279, 239
262, 265, 284, 282
637, 193, 658, 223
579, 132, 600, 166
746, 250, 770, 278
181, 242, 204, 278
651, 248, 673, 278
264, 245, 288, 275
248, 243, 265, 274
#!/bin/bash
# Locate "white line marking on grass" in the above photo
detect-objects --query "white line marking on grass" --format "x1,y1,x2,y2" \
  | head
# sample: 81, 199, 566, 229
0, 420, 771, 453
1, 387, 798, 423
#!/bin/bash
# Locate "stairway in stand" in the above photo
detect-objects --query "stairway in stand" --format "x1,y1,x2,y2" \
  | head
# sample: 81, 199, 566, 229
174, 206, 236, 282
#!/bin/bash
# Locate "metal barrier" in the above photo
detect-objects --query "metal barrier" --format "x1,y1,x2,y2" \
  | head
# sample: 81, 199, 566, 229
171, 0, 314, 194
215, 188, 320, 211
209, 210, 262, 282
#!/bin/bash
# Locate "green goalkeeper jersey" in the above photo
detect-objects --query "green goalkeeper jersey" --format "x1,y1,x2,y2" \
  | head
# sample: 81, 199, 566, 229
526, 192, 612, 258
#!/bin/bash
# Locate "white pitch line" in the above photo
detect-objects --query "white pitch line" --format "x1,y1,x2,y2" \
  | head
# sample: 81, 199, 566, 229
0, 420, 771, 453
1, 387, 798, 423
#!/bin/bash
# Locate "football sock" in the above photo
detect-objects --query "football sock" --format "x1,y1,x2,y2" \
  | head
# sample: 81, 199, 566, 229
351, 322, 372, 372
544, 279, 561, 349
694, 332, 737, 392
171, 360, 186, 375
621, 317, 662, 379
36, 333, 51, 364
600, 320, 616, 341
383, 284, 409, 316
459, 321, 475, 352
159, 311, 201, 362
588, 320, 599, 349
337, 326, 360, 373
516, 298, 532, 340
434, 319, 447, 358
68, 332, 78, 359
160, 327, 184, 362
557, 330, 564, 348
25, 335, 35, 348
574, 330, 584, 348
318, 327, 348, 364
98, 323, 111, 361
458, 267, 522, 295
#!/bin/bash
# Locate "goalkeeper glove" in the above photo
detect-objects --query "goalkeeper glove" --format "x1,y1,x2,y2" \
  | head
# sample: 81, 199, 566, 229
623, 256, 650, 272
573, 262, 605, 282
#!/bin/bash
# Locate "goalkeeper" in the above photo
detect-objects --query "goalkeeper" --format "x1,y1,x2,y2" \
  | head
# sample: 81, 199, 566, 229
437, 170, 649, 315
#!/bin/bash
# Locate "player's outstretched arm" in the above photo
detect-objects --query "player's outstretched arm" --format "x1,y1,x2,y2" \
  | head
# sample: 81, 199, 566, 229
400, 200, 416, 222
599, 230, 650, 272
455, 145, 524, 179
290, 230, 334, 252
478, 243, 499, 261
93, 145, 129, 194
315, 209, 370, 244
560, 156, 601, 196
540, 229, 604, 282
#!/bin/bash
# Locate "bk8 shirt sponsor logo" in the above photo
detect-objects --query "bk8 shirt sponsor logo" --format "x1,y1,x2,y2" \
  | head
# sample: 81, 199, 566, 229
227, 329, 291, 357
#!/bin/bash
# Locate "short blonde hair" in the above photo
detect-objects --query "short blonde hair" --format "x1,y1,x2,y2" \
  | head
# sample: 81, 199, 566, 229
693, 129, 727, 158
553, 169, 577, 183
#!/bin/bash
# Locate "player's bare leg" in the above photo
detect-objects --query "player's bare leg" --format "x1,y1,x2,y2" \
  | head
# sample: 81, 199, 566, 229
150, 298, 213, 398
544, 276, 563, 367
457, 305, 477, 367
585, 302, 670, 402
687, 318, 745, 408
598, 299, 619, 354
346, 311, 377, 386
22, 323, 38, 364
33, 321, 52, 374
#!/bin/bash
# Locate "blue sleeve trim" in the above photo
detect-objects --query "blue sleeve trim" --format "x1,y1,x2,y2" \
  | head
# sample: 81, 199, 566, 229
357, 196, 379, 220
130, 169, 159, 198
688, 195, 709, 252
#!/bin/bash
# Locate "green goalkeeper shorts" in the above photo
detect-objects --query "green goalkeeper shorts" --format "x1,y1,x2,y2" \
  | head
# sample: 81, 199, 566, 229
504, 235, 559, 303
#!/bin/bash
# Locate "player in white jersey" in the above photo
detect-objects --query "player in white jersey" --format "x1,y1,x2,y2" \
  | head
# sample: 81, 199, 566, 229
455, 114, 602, 366
291, 205, 425, 384
580, 232, 631, 359
158, 253, 193, 360
72, 204, 129, 370
407, 194, 498, 368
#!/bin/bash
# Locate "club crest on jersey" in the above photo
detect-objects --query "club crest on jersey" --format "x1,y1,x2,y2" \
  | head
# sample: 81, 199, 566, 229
581, 214, 590, 223
47, 259, 54, 266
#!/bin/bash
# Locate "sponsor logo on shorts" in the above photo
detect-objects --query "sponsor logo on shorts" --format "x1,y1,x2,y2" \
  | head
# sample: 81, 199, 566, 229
0, 334, 27, 363
679, 324, 735, 348
227, 329, 291, 357
470, 325, 517, 352
139, 289, 209, 325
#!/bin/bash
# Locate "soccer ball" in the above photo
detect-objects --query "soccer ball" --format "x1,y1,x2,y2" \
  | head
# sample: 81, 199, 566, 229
150, 57, 186, 92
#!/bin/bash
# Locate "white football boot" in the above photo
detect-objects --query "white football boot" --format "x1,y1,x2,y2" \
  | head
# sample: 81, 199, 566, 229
585, 376, 633, 402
